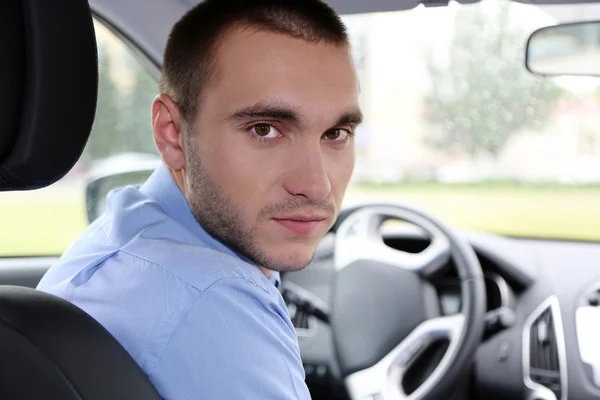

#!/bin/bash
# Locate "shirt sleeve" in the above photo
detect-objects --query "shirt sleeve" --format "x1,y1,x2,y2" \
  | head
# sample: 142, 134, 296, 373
145, 277, 311, 400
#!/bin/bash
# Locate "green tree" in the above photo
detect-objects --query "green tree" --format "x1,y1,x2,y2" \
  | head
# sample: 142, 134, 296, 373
80, 44, 123, 166
424, 0, 563, 159
80, 45, 159, 168
120, 59, 159, 156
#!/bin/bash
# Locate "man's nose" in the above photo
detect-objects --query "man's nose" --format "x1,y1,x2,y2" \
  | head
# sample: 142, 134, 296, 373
283, 142, 331, 201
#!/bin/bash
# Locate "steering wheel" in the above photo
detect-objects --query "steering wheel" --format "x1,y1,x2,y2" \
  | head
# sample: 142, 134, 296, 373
330, 203, 486, 400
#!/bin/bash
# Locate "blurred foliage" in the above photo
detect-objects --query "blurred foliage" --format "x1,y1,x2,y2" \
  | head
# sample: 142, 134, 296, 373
80, 43, 158, 167
424, 0, 564, 158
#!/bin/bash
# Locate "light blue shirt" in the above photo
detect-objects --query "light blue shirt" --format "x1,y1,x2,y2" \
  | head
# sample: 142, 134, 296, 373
37, 164, 311, 400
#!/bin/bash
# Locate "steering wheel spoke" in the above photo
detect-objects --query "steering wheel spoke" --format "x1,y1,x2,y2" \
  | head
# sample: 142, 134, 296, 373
331, 203, 485, 400
334, 204, 451, 278
345, 314, 466, 400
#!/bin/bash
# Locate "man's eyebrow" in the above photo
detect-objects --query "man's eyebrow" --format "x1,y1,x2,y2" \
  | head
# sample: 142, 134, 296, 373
336, 110, 363, 126
228, 103, 301, 123
227, 103, 363, 126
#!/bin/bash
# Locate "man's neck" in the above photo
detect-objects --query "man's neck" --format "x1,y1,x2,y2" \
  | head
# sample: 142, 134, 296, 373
259, 267, 271, 278
168, 167, 273, 281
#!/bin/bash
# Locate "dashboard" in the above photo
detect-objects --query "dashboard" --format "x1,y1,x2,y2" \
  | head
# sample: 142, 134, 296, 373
283, 228, 600, 400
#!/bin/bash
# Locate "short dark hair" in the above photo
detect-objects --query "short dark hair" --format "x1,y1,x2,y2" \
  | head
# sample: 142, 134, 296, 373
160, 0, 349, 126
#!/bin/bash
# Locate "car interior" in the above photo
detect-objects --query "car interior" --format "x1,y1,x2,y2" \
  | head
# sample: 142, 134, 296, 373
1, 0, 600, 400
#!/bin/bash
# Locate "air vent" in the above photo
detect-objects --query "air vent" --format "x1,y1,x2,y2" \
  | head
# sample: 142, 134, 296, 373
281, 282, 320, 337
288, 303, 310, 330
529, 306, 562, 399
285, 302, 317, 337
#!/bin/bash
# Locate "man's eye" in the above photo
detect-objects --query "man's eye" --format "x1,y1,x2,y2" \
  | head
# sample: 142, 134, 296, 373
252, 124, 279, 138
324, 129, 349, 141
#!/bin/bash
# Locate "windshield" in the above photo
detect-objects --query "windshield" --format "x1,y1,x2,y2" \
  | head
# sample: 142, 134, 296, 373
2, 0, 600, 257
343, 0, 600, 242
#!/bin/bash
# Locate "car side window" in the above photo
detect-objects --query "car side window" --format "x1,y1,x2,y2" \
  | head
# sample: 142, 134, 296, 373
82, 19, 159, 164
0, 18, 159, 257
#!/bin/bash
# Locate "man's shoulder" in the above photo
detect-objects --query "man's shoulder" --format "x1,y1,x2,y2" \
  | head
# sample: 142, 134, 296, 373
123, 237, 272, 294
145, 274, 304, 400
38, 230, 280, 374
40, 184, 271, 294
37, 184, 280, 366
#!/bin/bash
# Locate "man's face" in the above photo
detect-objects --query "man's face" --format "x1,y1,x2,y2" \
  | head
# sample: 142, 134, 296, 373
185, 28, 361, 272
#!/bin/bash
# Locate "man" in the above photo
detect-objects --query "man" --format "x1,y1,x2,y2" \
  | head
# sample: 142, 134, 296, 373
37, 0, 361, 398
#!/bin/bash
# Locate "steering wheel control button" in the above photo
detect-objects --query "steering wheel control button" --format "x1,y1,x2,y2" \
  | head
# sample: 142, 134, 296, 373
304, 364, 314, 377
304, 363, 328, 384
588, 293, 600, 307
315, 365, 327, 378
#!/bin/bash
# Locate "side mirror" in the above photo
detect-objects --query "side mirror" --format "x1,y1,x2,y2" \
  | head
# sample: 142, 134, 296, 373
85, 153, 161, 223
526, 20, 600, 76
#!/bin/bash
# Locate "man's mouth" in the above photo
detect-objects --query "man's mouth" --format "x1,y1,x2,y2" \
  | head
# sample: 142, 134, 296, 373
272, 214, 328, 236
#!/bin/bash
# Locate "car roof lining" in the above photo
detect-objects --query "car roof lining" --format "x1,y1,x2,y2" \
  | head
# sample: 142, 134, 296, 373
90, 0, 600, 78
181, 0, 600, 15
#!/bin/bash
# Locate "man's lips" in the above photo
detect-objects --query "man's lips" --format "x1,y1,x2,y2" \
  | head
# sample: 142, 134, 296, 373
272, 214, 328, 235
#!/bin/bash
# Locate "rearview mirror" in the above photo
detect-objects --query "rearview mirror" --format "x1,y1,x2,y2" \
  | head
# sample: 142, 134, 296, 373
526, 20, 600, 76
85, 153, 161, 223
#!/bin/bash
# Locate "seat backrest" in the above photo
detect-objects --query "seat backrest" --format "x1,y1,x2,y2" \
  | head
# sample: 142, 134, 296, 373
0, 1, 161, 398
0, 286, 161, 400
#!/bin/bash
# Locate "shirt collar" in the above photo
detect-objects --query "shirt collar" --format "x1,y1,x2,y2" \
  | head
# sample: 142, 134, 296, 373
268, 271, 281, 289
140, 164, 281, 289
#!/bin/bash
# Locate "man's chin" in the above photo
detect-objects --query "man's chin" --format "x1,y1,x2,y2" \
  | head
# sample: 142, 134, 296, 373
247, 230, 327, 272
259, 248, 316, 272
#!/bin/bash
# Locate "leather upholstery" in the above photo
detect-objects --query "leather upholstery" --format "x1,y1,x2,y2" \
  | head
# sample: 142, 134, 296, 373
0, 286, 161, 399
0, 0, 98, 191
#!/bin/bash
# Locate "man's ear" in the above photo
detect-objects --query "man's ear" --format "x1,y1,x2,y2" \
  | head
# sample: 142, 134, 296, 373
152, 93, 186, 171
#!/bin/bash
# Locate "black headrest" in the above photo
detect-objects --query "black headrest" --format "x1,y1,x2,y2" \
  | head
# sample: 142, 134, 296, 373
0, 0, 98, 191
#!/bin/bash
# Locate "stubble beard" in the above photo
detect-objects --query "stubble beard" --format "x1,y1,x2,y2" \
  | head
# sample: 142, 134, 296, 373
185, 135, 321, 272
